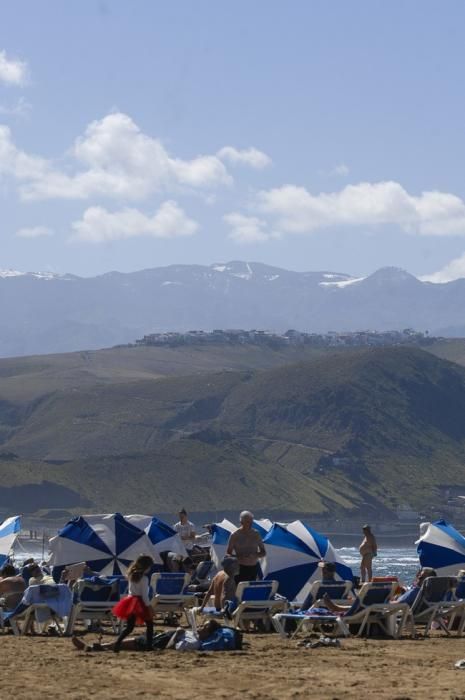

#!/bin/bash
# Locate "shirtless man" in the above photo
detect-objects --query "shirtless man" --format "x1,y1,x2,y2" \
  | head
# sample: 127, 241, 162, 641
0, 564, 26, 610
359, 524, 377, 582
200, 556, 239, 612
227, 511, 266, 582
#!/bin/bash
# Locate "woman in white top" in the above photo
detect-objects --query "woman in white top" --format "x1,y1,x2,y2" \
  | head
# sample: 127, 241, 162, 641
112, 555, 154, 652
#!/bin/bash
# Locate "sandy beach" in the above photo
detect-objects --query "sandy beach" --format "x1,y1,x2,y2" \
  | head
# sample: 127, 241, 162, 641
1, 631, 465, 699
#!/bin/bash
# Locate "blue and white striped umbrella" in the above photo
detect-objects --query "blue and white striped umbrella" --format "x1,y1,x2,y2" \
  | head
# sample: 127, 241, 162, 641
210, 518, 273, 569
262, 520, 353, 601
253, 518, 273, 537
0, 515, 21, 568
49, 513, 161, 578
210, 519, 237, 569
126, 514, 187, 558
416, 519, 465, 576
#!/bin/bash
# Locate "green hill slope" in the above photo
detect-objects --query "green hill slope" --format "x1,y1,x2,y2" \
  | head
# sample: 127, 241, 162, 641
1, 345, 465, 519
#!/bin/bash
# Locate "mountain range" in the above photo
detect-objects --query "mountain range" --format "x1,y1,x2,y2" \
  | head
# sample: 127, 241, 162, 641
1, 261, 465, 357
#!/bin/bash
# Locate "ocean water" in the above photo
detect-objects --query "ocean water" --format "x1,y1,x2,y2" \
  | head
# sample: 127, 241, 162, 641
336, 546, 419, 585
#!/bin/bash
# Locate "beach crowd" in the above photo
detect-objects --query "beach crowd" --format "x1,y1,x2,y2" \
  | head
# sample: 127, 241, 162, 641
1, 510, 464, 653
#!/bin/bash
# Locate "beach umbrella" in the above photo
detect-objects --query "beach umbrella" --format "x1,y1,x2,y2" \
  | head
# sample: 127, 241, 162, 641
126, 514, 187, 558
416, 519, 465, 576
262, 520, 354, 601
210, 518, 237, 568
210, 517, 274, 568
48, 513, 161, 578
0, 515, 21, 568
253, 518, 273, 537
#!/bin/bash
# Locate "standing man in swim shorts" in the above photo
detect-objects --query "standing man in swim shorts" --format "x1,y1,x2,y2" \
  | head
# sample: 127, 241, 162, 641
359, 524, 377, 582
226, 511, 266, 583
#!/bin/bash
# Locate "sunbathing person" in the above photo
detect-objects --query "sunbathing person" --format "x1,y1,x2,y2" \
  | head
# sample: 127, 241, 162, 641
25, 563, 55, 586
71, 619, 223, 652
392, 567, 436, 606
319, 561, 338, 584
319, 568, 438, 615
199, 556, 239, 614
0, 564, 27, 613
0, 565, 26, 596
20, 559, 36, 585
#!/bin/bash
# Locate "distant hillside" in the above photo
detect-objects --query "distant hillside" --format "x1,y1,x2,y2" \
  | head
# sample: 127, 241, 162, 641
1, 345, 465, 520
2, 261, 465, 356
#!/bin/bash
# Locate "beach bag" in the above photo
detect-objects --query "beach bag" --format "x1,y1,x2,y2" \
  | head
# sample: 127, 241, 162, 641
200, 626, 243, 651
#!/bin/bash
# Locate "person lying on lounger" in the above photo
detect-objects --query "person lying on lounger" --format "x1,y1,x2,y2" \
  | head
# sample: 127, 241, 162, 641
319, 568, 437, 615
71, 619, 222, 652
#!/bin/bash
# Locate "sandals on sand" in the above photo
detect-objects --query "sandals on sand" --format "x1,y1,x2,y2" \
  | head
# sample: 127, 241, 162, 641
297, 635, 341, 649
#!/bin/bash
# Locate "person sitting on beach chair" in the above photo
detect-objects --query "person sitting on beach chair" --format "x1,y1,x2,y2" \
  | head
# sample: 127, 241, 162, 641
199, 556, 239, 616
0, 564, 26, 611
20, 559, 36, 586
392, 568, 437, 607
25, 563, 55, 586
320, 568, 437, 616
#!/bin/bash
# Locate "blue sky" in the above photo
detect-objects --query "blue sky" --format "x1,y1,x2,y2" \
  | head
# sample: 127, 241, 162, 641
2, 0, 465, 280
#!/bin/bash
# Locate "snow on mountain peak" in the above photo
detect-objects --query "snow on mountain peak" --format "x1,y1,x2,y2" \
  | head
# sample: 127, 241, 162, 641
211, 261, 254, 280
319, 272, 365, 288
0, 269, 24, 278
0, 269, 64, 280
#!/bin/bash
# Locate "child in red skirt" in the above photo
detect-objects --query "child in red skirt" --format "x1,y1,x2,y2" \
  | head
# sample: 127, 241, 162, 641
112, 554, 154, 652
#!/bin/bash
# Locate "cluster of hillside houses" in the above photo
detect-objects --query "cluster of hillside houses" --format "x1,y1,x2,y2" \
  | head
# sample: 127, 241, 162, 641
135, 328, 430, 349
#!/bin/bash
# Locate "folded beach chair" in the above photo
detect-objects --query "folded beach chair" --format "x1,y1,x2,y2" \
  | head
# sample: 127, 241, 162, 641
337, 581, 411, 639
187, 560, 216, 594
65, 577, 121, 635
8, 584, 72, 636
411, 576, 462, 637
231, 580, 285, 631
272, 580, 353, 638
150, 572, 196, 621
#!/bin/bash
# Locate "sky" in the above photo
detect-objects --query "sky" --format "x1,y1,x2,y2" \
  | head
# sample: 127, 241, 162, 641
1, 0, 465, 281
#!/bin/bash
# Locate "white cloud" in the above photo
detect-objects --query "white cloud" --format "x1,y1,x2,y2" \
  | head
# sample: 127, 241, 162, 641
328, 163, 350, 177
0, 125, 50, 189
0, 97, 32, 118
16, 225, 54, 238
0, 112, 234, 201
71, 201, 199, 243
224, 212, 272, 243
0, 50, 28, 86
256, 181, 465, 236
420, 253, 465, 283
217, 146, 272, 169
